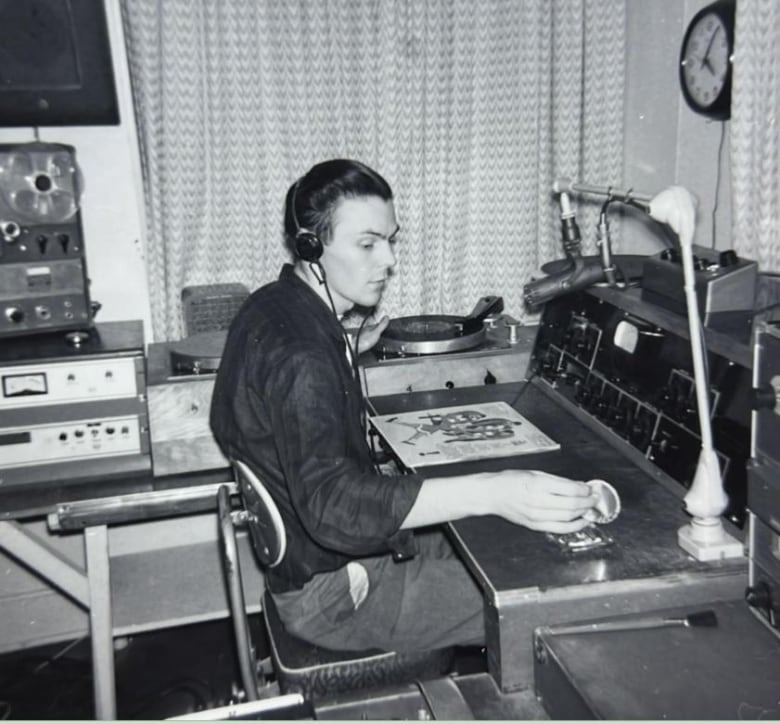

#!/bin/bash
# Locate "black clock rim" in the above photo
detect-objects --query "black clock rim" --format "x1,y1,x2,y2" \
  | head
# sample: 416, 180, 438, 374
678, 0, 736, 120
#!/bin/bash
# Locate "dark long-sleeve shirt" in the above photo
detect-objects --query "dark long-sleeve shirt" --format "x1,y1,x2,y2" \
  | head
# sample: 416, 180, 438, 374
210, 265, 424, 593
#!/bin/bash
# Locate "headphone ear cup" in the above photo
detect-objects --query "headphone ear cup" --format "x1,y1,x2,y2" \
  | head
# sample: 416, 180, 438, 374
295, 229, 323, 262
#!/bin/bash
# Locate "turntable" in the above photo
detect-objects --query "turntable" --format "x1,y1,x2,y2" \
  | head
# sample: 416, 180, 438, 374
375, 295, 505, 357
363, 296, 535, 397
168, 329, 227, 375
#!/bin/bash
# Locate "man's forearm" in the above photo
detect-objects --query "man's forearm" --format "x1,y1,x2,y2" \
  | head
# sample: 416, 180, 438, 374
400, 474, 494, 529
400, 469, 600, 535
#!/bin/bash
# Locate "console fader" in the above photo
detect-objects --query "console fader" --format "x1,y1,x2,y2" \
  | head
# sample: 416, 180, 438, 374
530, 288, 752, 527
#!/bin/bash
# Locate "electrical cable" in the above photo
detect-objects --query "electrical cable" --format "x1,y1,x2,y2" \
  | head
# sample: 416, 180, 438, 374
313, 261, 361, 374
596, 196, 632, 291
351, 312, 374, 451
352, 311, 375, 448
1, 636, 90, 698
712, 120, 727, 249
313, 261, 379, 470
508, 367, 539, 408
696, 315, 712, 394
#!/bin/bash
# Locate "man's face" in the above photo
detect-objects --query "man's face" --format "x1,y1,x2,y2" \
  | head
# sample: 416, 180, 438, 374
319, 195, 398, 314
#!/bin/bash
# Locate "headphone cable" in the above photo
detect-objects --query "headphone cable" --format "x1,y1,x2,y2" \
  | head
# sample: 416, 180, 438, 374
313, 261, 375, 457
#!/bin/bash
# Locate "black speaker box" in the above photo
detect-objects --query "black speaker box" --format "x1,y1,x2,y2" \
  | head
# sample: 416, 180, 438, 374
0, 0, 119, 126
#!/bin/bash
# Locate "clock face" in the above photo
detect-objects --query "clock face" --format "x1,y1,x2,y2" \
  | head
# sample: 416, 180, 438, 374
681, 11, 731, 110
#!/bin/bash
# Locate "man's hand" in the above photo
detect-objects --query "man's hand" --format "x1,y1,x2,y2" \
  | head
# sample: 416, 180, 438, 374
491, 469, 599, 534
349, 315, 391, 355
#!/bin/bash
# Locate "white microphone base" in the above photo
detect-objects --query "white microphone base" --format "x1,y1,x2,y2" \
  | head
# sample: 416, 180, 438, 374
678, 522, 744, 561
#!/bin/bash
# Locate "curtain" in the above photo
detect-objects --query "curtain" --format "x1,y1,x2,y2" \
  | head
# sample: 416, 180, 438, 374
731, 0, 780, 272
122, 0, 625, 342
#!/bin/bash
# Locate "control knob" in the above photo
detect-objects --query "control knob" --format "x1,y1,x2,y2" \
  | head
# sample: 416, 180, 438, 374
752, 382, 780, 413
4, 306, 24, 324
660, 247, 680, 263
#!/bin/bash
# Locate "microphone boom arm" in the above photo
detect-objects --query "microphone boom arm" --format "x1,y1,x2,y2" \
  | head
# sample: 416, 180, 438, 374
553, 177, 654, 210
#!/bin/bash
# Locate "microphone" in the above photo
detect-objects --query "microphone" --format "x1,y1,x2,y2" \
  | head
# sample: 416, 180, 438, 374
523, 257, 607, 308
524, 177, 662, 310
556, 185, 582, 257
647, 186, 696, 244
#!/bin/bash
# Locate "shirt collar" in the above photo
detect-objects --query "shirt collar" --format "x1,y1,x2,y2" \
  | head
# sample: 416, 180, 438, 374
279, 264, 345, 342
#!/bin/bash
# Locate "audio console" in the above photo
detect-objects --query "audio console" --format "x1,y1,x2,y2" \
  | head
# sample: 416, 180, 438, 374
530, 285, 752, 527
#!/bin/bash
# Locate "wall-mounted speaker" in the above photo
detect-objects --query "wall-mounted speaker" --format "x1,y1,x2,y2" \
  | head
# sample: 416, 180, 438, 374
0, 0, 119, 127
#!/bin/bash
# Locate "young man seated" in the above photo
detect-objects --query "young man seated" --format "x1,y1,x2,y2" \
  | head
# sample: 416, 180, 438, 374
210, 158, 599, 652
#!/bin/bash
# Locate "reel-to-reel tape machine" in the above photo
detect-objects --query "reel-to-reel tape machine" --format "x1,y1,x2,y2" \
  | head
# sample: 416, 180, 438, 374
0, 142, 92, 339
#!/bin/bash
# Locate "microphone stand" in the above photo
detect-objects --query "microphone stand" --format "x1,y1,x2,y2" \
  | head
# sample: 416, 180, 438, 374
647, 187, 743, 561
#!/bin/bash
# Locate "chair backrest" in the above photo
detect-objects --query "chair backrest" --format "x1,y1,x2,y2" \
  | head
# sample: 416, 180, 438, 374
232, 459, 287, 568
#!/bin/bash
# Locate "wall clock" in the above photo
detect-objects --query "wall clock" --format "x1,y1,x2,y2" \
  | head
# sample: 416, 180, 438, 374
679, 0, 736, 120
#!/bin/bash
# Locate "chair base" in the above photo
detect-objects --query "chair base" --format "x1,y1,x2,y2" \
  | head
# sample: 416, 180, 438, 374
263, 591, 454, 701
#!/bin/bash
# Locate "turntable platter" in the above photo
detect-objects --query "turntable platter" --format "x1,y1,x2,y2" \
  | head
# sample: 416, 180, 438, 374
377, 296, 504, 356
376, 314, 487, 356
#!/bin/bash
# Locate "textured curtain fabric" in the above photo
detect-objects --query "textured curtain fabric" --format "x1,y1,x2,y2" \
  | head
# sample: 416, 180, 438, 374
122, 0, 625, 342
731, 0, 780, 271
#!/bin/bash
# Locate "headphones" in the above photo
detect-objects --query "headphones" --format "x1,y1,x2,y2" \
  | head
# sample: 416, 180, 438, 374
291, 180, 323, 262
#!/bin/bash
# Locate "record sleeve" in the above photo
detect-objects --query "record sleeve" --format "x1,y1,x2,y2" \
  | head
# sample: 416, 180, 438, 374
370, 401, 560, 469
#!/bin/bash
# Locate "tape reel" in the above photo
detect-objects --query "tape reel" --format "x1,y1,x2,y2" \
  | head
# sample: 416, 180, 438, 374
0, 142, 80, 225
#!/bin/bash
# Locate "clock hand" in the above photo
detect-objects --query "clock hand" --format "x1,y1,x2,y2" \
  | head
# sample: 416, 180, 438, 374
703, 55, 715, 75
700, 26, 720, 69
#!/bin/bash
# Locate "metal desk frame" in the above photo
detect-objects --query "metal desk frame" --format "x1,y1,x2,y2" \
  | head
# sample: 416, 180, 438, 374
0, 482, 235, 720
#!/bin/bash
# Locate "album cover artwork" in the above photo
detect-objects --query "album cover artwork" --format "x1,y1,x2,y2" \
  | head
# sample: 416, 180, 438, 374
370, 401, 560, 469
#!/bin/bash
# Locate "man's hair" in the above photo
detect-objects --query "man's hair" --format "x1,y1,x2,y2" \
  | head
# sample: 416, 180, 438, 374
284, 159, 393, 253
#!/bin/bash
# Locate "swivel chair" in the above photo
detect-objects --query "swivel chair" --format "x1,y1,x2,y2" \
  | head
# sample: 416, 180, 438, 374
217, 460, 454, 703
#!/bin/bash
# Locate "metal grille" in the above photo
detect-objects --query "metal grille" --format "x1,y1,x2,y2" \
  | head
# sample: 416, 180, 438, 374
181, 283, 249, 336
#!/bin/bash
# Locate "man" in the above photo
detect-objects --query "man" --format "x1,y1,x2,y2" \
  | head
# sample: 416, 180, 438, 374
210, 159, 598, 653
